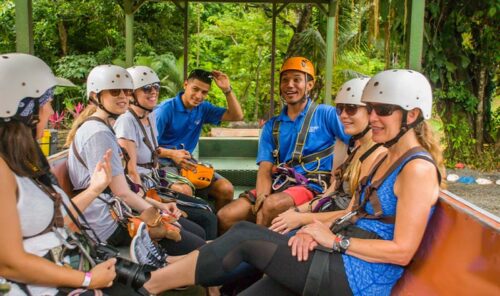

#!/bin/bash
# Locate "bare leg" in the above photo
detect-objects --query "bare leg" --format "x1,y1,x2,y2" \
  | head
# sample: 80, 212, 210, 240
217, 198, 255, 234
170, 183, 193, 196
144, 250, 199, 294
257, 193, 294, 226
209, 178, 234, 211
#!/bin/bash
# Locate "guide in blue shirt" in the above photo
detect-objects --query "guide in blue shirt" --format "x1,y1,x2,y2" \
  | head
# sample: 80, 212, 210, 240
154, 69, 243, 212
217, 57, 350, 233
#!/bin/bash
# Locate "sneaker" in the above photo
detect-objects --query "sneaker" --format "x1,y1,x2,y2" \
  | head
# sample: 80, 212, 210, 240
130, 222, 168, 268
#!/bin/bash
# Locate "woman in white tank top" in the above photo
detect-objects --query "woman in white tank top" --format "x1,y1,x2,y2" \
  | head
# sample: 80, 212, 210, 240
0, 54, 117, 295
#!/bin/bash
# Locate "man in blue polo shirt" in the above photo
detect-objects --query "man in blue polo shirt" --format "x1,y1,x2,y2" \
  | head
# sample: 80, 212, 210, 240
155, 69, 243, 212
217, 57, 350, 232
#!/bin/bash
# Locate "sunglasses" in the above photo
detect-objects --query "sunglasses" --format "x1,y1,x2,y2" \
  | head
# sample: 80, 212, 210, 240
366, 103, 400, 116
107, 89, 133, 97
336, 104, 361, 116
140, 83, 160, 94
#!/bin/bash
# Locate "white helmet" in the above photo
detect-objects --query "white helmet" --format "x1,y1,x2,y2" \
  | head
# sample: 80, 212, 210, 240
127, 66, 160, 90
335, 77, 370, 106
361, 69, 432, 119
0, 53, 74, 119
86, 65, 133, 98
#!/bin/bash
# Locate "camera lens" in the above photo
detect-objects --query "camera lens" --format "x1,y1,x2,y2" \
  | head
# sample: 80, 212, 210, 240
114, 258, 154, 290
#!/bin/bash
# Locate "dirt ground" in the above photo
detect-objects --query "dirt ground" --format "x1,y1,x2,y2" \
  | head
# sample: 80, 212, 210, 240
445, 168, 500, 217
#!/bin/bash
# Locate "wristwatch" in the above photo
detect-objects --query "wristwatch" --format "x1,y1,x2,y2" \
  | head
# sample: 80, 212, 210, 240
339, 237, 351, 253
223, 85, 232, 95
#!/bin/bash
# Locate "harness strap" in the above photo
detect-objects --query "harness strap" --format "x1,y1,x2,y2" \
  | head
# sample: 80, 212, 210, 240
291, 102, 318, 165
128, 108, 159, 168
273, 101, 332, 169
351, 147, 441, 224
302, 246, 331, 296
272, 119, 280, 165
288, 144, 334, 168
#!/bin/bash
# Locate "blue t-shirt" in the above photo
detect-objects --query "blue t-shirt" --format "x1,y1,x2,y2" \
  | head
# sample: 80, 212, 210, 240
257, 99, 350, 175
154, 91, 226, 153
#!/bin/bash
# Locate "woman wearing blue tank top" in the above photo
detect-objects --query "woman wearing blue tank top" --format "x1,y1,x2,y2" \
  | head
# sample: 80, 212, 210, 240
137, 69, 444, 296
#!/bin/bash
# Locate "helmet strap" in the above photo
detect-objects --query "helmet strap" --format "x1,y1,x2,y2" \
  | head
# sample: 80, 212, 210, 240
383, 111, 423, 148
131, 95, 153, 117
349, 124, 371, 148
93, 94, 121, 120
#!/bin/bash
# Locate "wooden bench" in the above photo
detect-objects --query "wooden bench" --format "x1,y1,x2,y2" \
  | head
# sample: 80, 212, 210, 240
47, 151, 500, 294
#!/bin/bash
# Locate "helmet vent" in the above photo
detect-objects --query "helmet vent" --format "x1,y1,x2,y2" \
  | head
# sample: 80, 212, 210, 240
6, 110, 10, 114
379, 91, 383, 94
22, 82, 26, 86
143, 72, 147, 75
408, 70, 413, 73
116, 74, 121, 78
36, 90, 39, 93
392, 70, 398, 72
1, 56, 8, 59
374, 82, 379, 86
416, 97, 420, 100
347, 87, 351, 91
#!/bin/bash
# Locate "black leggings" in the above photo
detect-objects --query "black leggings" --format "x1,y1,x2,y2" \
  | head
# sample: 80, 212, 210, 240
178, 204, 218, 240
159, 217, 206, 256
195, 221, 352, 295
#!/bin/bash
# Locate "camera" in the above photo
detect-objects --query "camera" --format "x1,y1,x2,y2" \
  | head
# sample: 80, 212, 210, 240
94, 243, 155, 291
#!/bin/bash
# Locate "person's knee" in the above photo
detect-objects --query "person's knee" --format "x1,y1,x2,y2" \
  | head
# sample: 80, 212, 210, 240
214, 179, 234, 200
171, 183, 193, 196
261, 194, 292, 218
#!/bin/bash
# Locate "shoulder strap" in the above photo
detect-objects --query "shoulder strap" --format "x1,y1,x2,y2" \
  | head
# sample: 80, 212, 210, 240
128, 108, 159, 168
353, 147, 436, 224
291, 101, 318, 165
272, 119, 281, 165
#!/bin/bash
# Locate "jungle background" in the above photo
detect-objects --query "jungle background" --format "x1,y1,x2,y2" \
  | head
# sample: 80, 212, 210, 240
1, 0, 498, 172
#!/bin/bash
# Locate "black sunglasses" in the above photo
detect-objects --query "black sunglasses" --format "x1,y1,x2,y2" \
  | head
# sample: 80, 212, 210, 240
336, 104, 361, 116
107, 89, 133, 97
366, 103, 400, 116
140, 83, 160, 94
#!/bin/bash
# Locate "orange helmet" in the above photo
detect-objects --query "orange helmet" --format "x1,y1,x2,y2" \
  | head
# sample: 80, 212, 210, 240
280, 57, 315, 82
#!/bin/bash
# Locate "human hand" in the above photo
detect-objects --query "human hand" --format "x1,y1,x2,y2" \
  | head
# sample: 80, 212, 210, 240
300, 219, 336, 249
288, 232, 317, 262
211, 70, 231, 93
170, 149, 196, 171
88, 258, 116, 289
160, 202, 182, 219
269, 208, 303, 234
88, 149, 112, 195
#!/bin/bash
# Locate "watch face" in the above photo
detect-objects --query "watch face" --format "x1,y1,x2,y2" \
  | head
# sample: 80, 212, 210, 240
340, 238, 350, 250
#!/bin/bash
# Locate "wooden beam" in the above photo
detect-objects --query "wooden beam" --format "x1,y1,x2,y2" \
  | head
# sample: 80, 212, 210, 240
15, 0, 33, 54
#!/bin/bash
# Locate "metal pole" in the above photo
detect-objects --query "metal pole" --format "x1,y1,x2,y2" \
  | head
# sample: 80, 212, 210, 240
407, 0, 425, 71
324, 0, 337, 105
125, 13, 134, 67
183, 1, 189, 80
15, 0, 33, 54
270, 2, 277, 118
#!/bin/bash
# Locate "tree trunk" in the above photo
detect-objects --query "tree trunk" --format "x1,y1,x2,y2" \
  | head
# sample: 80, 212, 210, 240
384, 2, 392, 68
475, 67, 486, 153
286, 5, 313, 57
58, 20, 68, 56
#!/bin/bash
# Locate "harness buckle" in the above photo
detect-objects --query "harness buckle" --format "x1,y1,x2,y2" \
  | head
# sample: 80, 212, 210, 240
272, 149, 279, 158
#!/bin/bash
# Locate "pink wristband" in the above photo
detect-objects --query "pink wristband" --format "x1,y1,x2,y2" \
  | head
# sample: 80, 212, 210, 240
81, 272, 92, 288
